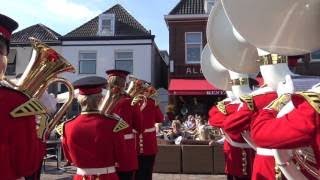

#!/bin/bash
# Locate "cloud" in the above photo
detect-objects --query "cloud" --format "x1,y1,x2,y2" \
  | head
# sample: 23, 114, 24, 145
43, 0, 100, 22
0, 0, 102, 34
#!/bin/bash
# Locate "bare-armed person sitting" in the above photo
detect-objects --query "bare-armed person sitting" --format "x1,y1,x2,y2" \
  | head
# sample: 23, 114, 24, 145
164, 120, 191, 142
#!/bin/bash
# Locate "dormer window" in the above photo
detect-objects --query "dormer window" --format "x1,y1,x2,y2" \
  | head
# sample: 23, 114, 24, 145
98, 13, 115, 36
205, 0, 215, 14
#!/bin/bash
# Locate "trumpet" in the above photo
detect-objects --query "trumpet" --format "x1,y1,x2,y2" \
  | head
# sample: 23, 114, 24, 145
6, 37, 75, 140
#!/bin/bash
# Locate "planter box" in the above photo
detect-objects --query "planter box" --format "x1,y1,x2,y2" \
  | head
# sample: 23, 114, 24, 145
154, 145, 181, 173
181, 145, 214, 174
213, 144, 225, 174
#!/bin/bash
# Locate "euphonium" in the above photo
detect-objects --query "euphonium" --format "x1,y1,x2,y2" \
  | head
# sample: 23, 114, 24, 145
6, 37, 75, 140
126, 77, 147, 111
144, 83, 159, 106
99, 77, 123, 114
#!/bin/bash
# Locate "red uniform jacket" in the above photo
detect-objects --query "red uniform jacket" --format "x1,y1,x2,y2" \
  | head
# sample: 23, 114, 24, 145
62, 113, 127, 180
112, 95, 144, 171
223, 91, 278, 180
0, 86, 45, 180
252, 93, 320, 174
137, 98, 164, 155
209, 101, 254, 177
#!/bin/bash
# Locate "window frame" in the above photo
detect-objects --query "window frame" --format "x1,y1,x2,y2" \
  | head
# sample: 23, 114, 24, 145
185, 32, 203, 64
78, 51, 97, 74
205, 0, 215, 13
311, 51, 320, 62
98, 13, 115, 36
5, 48, 17, 76
114, 50, 134, 73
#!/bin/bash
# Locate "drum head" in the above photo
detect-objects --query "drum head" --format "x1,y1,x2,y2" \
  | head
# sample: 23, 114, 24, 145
201, 44, 231, 90
207, 0, 260, 73
221, 0, 320, 55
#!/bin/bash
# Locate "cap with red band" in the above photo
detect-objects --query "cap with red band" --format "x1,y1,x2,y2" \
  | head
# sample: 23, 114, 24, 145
73, 76, 107, 95
105, 69, 130, 79
0, 14, 18, 41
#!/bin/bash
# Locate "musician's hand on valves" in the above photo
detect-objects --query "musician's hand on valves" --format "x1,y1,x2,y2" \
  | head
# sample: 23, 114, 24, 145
277, 75, 294, 96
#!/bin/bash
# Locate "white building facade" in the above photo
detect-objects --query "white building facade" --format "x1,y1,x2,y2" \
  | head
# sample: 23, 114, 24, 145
60, 39, 153, 83
9, 4, 167, 92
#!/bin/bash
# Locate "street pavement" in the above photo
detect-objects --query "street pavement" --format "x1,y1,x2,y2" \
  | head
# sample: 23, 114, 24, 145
40, 160, 227, 180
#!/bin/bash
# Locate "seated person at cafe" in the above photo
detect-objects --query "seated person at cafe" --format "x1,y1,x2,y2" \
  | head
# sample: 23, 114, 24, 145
165, 120, 190, 141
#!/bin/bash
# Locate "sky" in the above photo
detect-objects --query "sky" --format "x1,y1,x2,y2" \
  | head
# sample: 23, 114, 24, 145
0, 0, 180, 51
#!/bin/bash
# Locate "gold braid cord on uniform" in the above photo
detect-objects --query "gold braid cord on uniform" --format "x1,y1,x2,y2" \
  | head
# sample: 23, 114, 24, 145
216, 101, 227, 115
275, 165, 283, 180
113, 119, 129, 132
37, 114, 49, 138
241, 149, 248, 175
105, 114, 129, 132
240, 95, 254, 111
10, 98, 47, 118
265, 94, 291, 112
55, 122, 65, 136
296, 92, 320, 114
131, 94, 147, 111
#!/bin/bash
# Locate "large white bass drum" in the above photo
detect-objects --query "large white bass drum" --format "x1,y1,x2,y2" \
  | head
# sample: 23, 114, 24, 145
221, 0, 320, 55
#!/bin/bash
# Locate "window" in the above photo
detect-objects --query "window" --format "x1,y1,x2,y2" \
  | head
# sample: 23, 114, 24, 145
5, 49, 17, 75
98, 14, 115, 36
79, 52, 96, 74
311, 50, 320, 61
205, 0, 215, 13
115, 51, 133, 73
185, 32, 202, 63
102, 19, 111, 32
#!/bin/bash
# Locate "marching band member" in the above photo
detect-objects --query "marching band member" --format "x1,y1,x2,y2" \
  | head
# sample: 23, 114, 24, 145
251, 76, 320, 180
209, 71, 256, 180
0, 14, 46, 180
135, 83, 164, 180
25, 90, 58, 180
223, 54, 292, 180
105, 69, 144, 180
58, 76, 128, 180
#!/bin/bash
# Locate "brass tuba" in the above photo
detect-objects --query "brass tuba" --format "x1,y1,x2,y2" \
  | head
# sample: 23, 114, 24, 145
143, 82, 160, 108
99, 76, 123, 114
6, 37, 75, 140
126, 76, 147, 111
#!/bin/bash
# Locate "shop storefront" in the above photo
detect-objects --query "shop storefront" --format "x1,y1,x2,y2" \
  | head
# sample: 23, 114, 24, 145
168, 78, 226, 120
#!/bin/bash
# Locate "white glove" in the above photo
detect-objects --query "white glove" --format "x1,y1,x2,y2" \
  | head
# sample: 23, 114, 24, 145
277, 75, 294, 96
309, 83, 320, 93
216, 136, 225, 144
39, 91, 58, 115
226, 91, 236, 101
174, 136, 183, 145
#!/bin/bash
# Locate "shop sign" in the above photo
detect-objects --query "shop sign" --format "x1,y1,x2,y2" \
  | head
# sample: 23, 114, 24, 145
185, 66, 202, 75
206, 90, 225, 95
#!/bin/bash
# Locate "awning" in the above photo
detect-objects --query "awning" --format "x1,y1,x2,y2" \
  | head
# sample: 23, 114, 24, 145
168, 79, 225, 95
